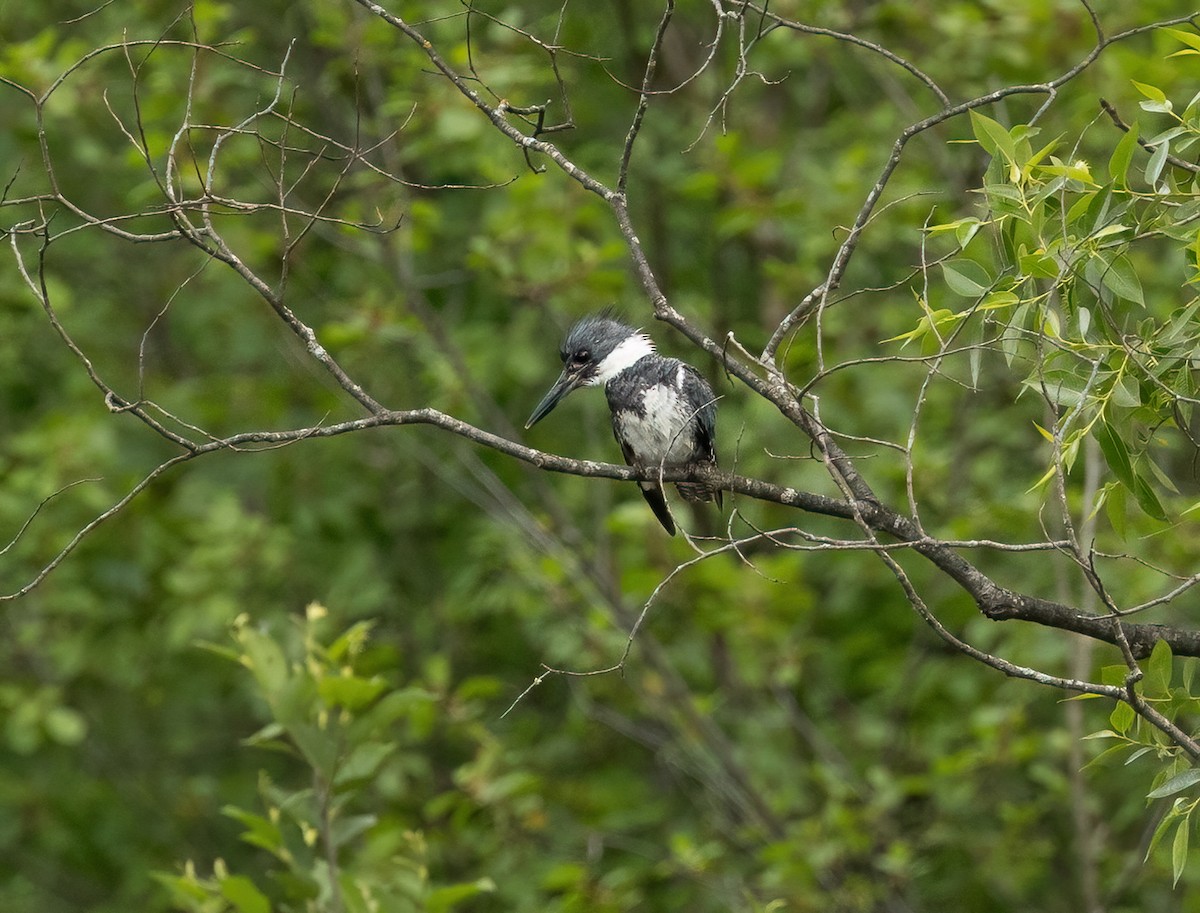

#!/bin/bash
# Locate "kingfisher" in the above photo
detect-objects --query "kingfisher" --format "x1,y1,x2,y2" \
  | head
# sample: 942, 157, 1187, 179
525, 313, 721, 535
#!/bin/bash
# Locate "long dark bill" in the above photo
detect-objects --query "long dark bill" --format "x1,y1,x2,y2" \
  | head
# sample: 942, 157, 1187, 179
525, 370, 582, 429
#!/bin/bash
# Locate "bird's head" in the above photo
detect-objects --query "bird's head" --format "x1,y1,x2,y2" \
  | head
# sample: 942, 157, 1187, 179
525, 314, 654, 429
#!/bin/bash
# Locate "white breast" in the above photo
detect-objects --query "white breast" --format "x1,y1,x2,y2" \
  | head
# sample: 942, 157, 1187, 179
614, 382, 697, 466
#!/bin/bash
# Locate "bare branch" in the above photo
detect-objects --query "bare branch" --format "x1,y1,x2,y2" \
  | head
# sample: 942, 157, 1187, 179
1100, 97, 1200, 174
750, 5, 950, 107
618, 0, 677, 193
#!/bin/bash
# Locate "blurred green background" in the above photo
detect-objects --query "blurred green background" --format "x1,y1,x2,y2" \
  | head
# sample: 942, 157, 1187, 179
1, 1, 1199, 910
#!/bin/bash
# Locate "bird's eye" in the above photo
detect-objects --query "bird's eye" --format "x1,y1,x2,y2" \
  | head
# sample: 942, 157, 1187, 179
573, 348, 590, 364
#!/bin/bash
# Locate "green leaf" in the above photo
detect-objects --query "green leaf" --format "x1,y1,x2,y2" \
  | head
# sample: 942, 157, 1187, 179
1132, 471, 1168, 521
152, 871, 210, 903
1024, 136, 1062, 173
1019, 250, 1060, 279
1032, 420, 1054, 442
223, 806, 284, 854
1067, 192, 1097, 226
1174, 816, 1190, 887
242, 721, 287, 748
925, 216, 985, 249
196, 640, 242, 663
1147, 140, 1170, 187
327, 620, 378, 662
1001, 302, 1029, 364
1110, 700, 1135, 735
1084, 742, 1140, 771
1095, 420, 1135, 488
1090, 223, 1130, 242
331, 813, 379, 849
1077, 305, 1091, 337
1147, 125, 1188, 147
1109, 377, 1140, 408
1147, 802, 1183, 860
236, 626, 291, 706
428, 878, 498, 913
969, 323, 983, 387
1102, 664, 1129, 688
926, 216, 976, 235
970, 109, 1017, 163
362, 686, 438, 727
1148, 639, 1174, 696
1133, 80, 1173, 114
1025, 373, 1084, 408
1038, 159, 1098, 186
1163, 298, 1200, 344
979, 290, 1018, 310
318, 673, 388, 711
1164, 27, 1200, 53
881, 307, 960, 345
1109, 122, 1140, 187
1126, 746, 1156, 765
1148, 768, 1200, 799
983, 182, 1028, 217
287, 721, 342, 778
219, 875, 270, 913
334, 741, 396, 788
1028, 464, 1059, 495
942, 259, 992, 297
1099, 254, 1145, 306
956, 219, 983, 248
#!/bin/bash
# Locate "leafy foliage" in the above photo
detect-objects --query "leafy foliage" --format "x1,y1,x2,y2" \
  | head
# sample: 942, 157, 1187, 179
158, 607, 495, 913
1086, 640, 1200, 888
2, 2, 1200, 913
915, 77, 1200, 524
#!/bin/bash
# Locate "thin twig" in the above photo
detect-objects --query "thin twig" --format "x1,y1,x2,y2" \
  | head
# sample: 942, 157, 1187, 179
1099, 97, 1200, 174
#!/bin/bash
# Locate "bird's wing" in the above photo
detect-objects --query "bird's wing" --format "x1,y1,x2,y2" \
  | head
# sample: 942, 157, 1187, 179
679, 364, 718, 464
677, 364, 720, 509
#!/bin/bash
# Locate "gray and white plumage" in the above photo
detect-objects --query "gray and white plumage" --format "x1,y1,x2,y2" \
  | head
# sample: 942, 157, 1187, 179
525, 314, 720, 535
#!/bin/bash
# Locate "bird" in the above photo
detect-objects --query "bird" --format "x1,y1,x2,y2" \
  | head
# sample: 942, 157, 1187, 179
524, 313, 721, 535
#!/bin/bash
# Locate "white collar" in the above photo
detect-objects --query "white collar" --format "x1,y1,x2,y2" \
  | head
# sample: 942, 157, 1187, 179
591, 333, 655, 385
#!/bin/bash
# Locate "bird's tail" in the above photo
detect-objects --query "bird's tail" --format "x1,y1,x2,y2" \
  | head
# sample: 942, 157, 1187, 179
675, 481, 722, 508
638, 483, 677, 535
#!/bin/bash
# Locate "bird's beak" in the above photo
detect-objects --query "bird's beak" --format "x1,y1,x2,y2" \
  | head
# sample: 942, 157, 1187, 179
525, 368, 583, 429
